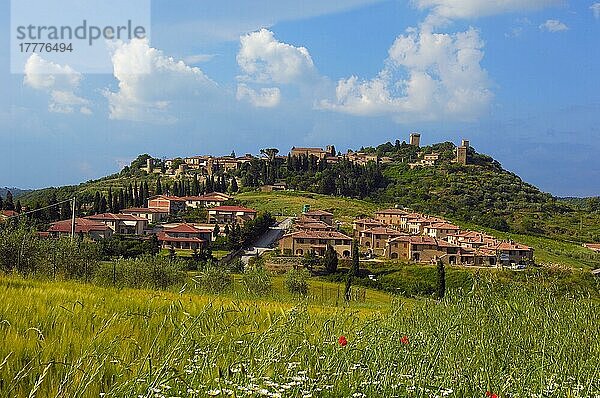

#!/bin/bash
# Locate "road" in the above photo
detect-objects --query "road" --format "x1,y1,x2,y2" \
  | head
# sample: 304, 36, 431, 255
241, 217, 293, 264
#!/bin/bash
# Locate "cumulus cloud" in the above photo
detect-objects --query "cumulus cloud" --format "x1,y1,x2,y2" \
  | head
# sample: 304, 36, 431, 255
105, 38, 219, 123
23, 54, 91, 115
590, 3, 600, 19
237, 29, 318, 85
236, 84, 281, 108
539, 19, 569, 32
414, 0, 562, 26
236, 29, 320, 107
321, 27, 492, 121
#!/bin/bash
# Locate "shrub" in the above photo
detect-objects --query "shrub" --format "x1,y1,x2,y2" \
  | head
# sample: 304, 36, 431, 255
240, 267, 272, 296
94, 255, 185, 290
194, 263, 232, 294
285, 268, 310, 296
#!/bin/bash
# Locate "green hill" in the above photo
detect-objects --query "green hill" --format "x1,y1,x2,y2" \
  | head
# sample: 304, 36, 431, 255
16, 141, 600, 244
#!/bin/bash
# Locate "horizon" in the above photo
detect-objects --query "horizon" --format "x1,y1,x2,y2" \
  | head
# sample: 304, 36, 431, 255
2, 1, 600, 196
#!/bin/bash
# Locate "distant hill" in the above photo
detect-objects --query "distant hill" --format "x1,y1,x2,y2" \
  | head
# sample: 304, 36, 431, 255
0, 187, 32, 199
16, 140, 600, 243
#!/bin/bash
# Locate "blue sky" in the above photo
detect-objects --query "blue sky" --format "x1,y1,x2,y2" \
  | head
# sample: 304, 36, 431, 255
1, 0, 599, 196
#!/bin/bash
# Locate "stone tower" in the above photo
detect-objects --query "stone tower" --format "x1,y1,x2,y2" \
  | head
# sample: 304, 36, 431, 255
409, 133, 421, 147
145, 158, 154, 173
455, 139, 469, 165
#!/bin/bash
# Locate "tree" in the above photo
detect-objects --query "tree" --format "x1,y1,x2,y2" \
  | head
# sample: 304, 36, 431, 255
302, 251, 319, 271
15, 200, 22, 214
149, 234, 160, 255
229, 177, 239, 193
323, 244, 338, 274
436, 259, 446, 299
4, 191, 14, 211
213, 223, 220, 238
345, 241, 359, 301
156, 177, 163, 195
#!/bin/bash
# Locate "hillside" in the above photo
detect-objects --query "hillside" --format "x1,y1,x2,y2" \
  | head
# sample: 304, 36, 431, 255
16, 140, 600, 243
0, 187, 31, 199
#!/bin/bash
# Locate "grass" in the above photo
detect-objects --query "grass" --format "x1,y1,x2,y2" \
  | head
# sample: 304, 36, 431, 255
236, 190, 382, 224
0, 273, 599, 397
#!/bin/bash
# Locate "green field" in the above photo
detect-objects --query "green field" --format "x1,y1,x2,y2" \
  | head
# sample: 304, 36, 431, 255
0, 274, 598, 397
236, 191, 382, 223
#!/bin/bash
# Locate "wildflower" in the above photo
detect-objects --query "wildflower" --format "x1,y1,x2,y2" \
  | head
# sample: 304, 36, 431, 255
400, 336, 409, 345
485, 392, 498, 398
338, 335, 348, 347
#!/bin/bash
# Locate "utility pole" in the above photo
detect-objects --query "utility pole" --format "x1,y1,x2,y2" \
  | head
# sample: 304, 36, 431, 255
71, 197, 76, 242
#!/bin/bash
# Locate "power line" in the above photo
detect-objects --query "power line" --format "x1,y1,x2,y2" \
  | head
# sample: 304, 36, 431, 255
4, 198, 74, 220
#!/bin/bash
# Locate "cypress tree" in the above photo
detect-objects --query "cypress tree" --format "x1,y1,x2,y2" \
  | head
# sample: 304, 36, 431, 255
156, 177, 163, 195
345, 240, 360, 301
323, 244, 338, 274
436, 259, 446, 299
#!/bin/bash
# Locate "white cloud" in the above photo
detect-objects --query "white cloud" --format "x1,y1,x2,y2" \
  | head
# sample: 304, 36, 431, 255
183, 54, 217, 64
591, 3, 600, 19
23, 54, 91, 115
322, 27, 492, 122
105, 38, 219, 123
236, 29, 321, 107
236, 84, 281, 108
414, 0, 562, 26
237, 29, 318, 85
539, 19, 569, 32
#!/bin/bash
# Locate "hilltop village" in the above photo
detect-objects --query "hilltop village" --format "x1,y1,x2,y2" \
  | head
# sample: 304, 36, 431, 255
0, 134, 538, 269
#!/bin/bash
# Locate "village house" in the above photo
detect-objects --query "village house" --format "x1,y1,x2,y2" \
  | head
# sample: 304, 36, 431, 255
352, 217, 385, 237
423, 222, 461, 239
384, 235, 411, 260
208, 205, 257, 225
47, 218, 113, 240
374, 208, 408, 227
495, 241, 534, 266
147, 195, 186, 214
157, 224, 209, 251
345, 151, 378, 165
359, 227, 408, 255
302, 209, 334, 225
407, 217, 438, 235
290, 147, 328, 160
293, 217, 335, 232
85, 213, 148, 235
446, 231, 498, 249
458, 246, 498, 267
409, 153, 440, 169
182, 192, 232, 208
279, 230, 352, 258
0, 210, 18, 222
120, 207, 168, 224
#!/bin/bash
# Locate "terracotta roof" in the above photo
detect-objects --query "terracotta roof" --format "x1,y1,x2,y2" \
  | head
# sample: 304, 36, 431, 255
495, 242, 532, 251
363, 227, 407, 236
304, 209, 334, 216
353, 218, 384, 225
162, 224, 205, 234
291, 147, 326, 152
157, 232, 206, 243
182, 192, 232, 201
121, 207, 167, 214
48, 218, 111, 234
148, 195, 186, 202
86, 213, 147, 222
375, 208, 408, 215
0, 210, 18, 218
426, 222, 460, 230
284, 230, 352, 240
209, 206, 257, 213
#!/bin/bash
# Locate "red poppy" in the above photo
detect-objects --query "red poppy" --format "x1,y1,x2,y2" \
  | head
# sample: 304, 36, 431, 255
338, 335, 348, 347
400, 336, 409, 345
485, 392, 498, 398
